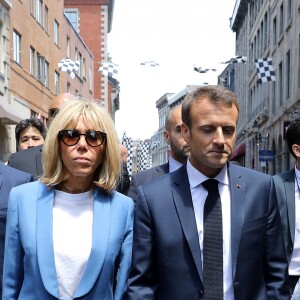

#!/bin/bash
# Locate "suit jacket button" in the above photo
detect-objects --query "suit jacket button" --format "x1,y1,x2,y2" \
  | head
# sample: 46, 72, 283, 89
197, 289, 204, 297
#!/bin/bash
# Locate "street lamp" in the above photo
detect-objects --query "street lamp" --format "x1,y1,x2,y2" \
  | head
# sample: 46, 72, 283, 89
253, 120, 260, 135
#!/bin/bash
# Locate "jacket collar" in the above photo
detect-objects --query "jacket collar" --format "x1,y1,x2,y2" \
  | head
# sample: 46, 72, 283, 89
36, 184, 111, 298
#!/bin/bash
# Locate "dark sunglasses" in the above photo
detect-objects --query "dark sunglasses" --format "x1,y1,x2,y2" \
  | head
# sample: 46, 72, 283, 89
58, 129, 107, 147
48, 108, 59, 118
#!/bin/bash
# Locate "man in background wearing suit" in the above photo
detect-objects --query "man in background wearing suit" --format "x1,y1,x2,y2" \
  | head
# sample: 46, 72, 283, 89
128, 104, 190, 201
0, 163, 34, 297
8, 93, 75, 178
127, 85, 289, 299
273, 117, 300, 296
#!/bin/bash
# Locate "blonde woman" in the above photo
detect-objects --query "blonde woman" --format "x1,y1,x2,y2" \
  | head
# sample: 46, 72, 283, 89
3, 99, 134, 300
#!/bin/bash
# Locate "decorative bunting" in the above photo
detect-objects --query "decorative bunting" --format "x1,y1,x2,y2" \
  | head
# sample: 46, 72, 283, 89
98, 62, 119, 79
221, 56, 247, 64
140, 61, 160, 67
58, 59, 80, 79
255, 57, 276, 83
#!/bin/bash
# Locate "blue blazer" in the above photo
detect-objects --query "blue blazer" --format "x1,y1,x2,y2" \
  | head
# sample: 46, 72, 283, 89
0, 163, 34, 297
3, 181, 134, 300
127, 163, 290, 299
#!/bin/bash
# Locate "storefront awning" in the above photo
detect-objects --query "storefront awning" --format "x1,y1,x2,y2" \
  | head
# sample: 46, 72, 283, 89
0, 99, 22, 125
231, 142, 246, 160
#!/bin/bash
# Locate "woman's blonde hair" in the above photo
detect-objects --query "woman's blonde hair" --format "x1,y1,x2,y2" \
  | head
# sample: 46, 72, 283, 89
41, 98, 120, 191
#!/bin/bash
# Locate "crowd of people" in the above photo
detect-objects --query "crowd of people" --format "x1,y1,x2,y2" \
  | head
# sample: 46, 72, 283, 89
1, 85, 300, 299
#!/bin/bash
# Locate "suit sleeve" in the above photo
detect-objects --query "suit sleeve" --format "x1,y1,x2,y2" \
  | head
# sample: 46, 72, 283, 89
127, 174, 139, 202
264, 178, 290, 298
114, 199, 134, 300
2, 188, 24, 300
127, 186, 157, 299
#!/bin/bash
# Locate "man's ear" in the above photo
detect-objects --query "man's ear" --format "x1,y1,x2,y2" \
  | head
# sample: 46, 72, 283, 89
292, 144, 300, 158
164, 130, 170, 145
181, 123, 190, 144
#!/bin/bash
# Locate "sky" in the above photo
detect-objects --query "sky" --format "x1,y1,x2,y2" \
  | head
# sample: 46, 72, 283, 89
108, 0, 237, 141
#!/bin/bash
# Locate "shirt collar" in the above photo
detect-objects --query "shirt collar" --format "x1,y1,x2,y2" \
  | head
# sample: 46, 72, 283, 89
187, 158, 229, 188
168, 156, 183, 173
295, 166, 300, 181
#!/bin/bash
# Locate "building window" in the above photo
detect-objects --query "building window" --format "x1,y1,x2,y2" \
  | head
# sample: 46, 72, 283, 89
272, 17, 277, 46
54, 71, 59, 95
30, 0, 35, 16
54, 20, 59, 45
287, 0, 292, 22
82, 58, 86, 79
36, 0, 43, 25
67, 82, 71, 93
75, 47, 78, 62
89, 67, 92, 92
0, 22, 3, 74
37, 53, 45, 82
272, 81, 276, 114
67, 36, 70, 58
298, 35, 300, 87
45, 6, 49, 33
263, 13, 268, 50
279, 3, 284, 37
64, 9, 78, 31
44, 60, 49, 87
286, 50, 291, 100
78, 52, 82, 77
278, 61, 283, 106
30, 47, 35, 76
13, 30, 21, 65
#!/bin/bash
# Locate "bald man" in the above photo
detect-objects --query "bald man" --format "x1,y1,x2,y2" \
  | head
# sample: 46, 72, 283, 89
47, 92, 75, 127
128, 104, 190, 202
8, 93, 75, 177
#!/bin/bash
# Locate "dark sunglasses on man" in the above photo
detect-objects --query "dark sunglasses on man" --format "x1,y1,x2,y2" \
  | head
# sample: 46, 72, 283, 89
58, 129, 107, 147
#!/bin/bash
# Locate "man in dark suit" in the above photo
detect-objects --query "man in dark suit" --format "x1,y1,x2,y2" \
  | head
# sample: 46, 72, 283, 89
128, 104, 190, 201
7, 93, 75, 178
0, 163, 34, 297
127, 85, 289, 299
273, 117, 300, 296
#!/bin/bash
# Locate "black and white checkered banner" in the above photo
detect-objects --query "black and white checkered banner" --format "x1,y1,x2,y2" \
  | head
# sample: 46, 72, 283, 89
193, 66, 217, 73
98, 62, 118, 79
138, 140, 151, 172
58, 59, 80, 79
255, 57, 276, 83
122, 134, 133, 177
221, 56, 247, 64
140, 61, 160, 67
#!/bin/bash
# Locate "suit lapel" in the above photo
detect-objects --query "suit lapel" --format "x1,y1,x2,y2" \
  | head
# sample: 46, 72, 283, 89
36, 183, 60, 298
284, 171, 296, 243
74, 188, 111, 297
172, 166, 203, 281
228, 164, 246, 279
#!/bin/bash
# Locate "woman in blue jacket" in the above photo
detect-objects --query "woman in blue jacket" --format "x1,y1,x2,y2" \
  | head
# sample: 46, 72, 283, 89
2, 98, 134, 300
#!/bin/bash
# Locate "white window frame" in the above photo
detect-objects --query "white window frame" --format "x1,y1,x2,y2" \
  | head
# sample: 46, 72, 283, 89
36, 0, 43, 24
13, 30, 21, 64
30, 46, 35, 76
54, 20, 59, 45
54, 71, 59, 95
44, 5, 49, 33
37, 53, 45, 82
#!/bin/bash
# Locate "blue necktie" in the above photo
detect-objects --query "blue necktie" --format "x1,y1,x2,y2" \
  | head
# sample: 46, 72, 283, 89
202, 179, 223, 299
